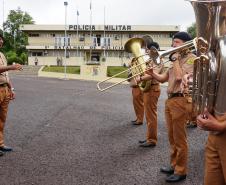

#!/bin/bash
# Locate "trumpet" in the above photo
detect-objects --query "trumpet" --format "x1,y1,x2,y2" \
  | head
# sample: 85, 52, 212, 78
153, 38, 197, 65
96, 38, 198, 92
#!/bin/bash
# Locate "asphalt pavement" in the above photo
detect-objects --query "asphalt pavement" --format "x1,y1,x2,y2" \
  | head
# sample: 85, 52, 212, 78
0, 75, 207, 185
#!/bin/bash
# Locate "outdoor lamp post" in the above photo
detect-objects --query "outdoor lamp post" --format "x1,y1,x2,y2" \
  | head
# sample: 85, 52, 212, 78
64, 1, 68, 79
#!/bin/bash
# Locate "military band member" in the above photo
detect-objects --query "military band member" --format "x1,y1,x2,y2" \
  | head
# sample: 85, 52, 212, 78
136, 41, 162, 147
0, 33, 23, 154
128, 58, 144, 125
147, 32, 196, 182
197, 110, 226, 185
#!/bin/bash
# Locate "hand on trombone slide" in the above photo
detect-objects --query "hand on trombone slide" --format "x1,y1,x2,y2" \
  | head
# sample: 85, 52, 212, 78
134, 67, 154, 84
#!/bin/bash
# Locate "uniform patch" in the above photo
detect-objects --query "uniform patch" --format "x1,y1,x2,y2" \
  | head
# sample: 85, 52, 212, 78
186, 58, 194, 65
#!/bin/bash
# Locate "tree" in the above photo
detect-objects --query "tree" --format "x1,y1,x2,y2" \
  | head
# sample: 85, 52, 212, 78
2, 7, 34, 64
187, 23, 196, 39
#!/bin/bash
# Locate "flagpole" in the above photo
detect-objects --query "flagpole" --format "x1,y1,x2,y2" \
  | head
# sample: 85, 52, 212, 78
103, 5, 106, 57
89, 0, 92, 62
76, 9, 79, 56
64, 1, 68, 80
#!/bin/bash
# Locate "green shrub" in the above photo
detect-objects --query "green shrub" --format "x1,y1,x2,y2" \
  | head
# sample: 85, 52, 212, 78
7, 56, 24, 65
20, 52, 28, 64
42, 66, 80, 74
107, 66, 128, 78
6, 50, 17, 58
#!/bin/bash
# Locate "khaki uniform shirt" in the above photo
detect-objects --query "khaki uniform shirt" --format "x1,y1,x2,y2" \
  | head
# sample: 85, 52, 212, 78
167, 52, 195, 94
152, 63, 163, 85
0, 52, 9, 84
145, 58, 164, 85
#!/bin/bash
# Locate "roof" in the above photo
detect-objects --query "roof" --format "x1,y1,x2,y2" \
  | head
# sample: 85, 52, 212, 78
20, 24, 180, 32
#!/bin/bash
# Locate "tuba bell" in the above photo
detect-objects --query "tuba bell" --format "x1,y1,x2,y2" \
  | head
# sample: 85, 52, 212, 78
124, 38, 152, 92
189, 0, 226, 117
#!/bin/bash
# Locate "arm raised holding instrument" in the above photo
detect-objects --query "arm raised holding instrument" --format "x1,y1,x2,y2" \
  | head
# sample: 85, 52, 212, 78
144, 67, 168, 83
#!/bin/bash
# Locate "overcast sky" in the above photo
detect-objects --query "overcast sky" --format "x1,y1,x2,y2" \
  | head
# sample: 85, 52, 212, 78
1, 0, 196, 31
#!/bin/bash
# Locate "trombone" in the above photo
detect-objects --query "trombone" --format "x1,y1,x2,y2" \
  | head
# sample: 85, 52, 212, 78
96, 56, 151, 92
97, 38, 198, 92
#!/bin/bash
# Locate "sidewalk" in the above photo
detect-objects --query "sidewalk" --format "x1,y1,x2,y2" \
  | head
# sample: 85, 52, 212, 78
38, 66, 168, 86
38, 66, 129, 84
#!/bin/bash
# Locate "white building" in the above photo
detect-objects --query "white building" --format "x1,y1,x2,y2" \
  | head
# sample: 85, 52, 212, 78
20, 24, 180, 67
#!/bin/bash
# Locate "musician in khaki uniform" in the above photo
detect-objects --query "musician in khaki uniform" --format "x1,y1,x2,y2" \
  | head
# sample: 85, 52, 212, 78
0, 33, 22, 154
131, 87, 144, 125
197, 111, 226, 185
129, 35, 154, 126
136, 41, 163, 147
128, 58, 144, 125
147, 32, 196, 182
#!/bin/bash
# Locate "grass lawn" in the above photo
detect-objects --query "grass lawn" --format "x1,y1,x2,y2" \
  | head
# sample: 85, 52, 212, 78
107, 66, 128, 78
42, 66, 128, 78
42, 66, 80, 74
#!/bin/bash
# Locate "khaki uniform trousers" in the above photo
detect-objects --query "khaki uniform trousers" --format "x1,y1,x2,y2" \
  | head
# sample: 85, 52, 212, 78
204, 131, 226, 185
143, 84, 160, 144
165, 96, 190, 175
132, 87, 144, 123
0, 86, 10, 147
188, 99, 197, 124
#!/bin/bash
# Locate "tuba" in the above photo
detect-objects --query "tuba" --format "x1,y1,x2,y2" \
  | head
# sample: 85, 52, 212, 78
124, 38, 152, 92
189, 0, 226, 117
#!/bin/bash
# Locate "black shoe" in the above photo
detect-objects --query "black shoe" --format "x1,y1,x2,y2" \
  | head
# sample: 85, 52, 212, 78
186, 122, 197, 128
0, 146, 13, 152
139, 141, 156, 147
131, 120, 137, 124
132, 122, 143, 126
138, 140, 146, 144
165, 174, 186, 183
160, 166, 174, 174
0, 151, 4, 156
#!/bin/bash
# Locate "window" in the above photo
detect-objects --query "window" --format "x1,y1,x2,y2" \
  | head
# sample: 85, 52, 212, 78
79, 37, 85, 41
101, 37, 111, 47
93, 37, 97, 46
114, 34, 120, 40
32, 52, 43, 56
54, 37, 71, 47
64, 37, 70, 46
29, 33, 40, 37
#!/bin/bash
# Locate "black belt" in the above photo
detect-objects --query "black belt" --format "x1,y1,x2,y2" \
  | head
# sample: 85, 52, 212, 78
168, 93, 184, 99
0, 83, 8, 87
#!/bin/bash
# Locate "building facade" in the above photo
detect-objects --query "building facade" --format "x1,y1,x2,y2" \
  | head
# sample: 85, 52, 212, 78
20, 24, 180, 66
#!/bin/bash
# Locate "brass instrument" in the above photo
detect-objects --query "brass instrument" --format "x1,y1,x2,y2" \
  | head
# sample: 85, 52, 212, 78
151, 39, 197, 65
188, 0, 226, 117
97, 38, 152, 92
96, 38, 198, 92
124, 38, 152, 92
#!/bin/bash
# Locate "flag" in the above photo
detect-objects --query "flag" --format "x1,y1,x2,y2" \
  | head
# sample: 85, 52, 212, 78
77, 10, 79, 16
